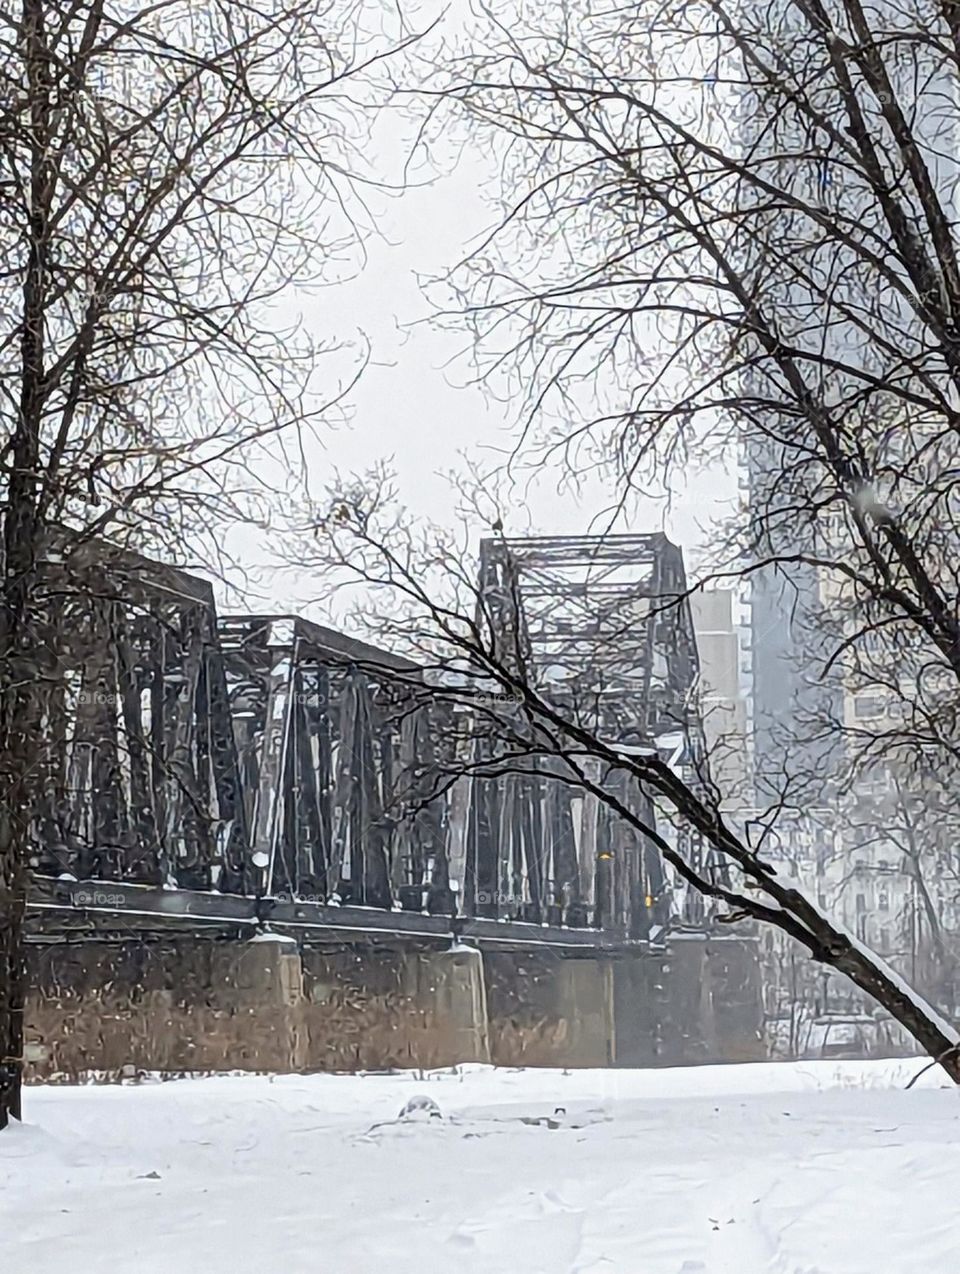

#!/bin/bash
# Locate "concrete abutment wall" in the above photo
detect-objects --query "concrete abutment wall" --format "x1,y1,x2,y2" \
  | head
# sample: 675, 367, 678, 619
24, 935, 763, 1081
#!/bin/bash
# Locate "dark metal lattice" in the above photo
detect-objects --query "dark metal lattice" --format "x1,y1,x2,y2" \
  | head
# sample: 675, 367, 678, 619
474, 533, 723, 930
27, 533, 724, 940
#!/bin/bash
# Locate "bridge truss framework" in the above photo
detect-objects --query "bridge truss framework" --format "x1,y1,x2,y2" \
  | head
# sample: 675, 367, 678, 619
26, 533, 721, 945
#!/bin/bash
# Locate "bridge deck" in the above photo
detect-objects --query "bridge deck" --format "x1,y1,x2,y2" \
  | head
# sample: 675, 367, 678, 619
28, 875, 651, 952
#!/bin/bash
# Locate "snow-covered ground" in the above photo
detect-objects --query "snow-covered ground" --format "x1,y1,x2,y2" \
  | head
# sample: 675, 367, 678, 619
2, 1059, 958, 1273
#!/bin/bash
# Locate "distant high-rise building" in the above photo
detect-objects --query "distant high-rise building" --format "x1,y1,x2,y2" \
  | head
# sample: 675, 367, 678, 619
743, 473, 843, 807
689, 589, 749, 807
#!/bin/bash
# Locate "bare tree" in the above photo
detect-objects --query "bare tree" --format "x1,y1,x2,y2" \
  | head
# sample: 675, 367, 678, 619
267, 0, 960, 1075
0, 0, 417, 1129
413, 0, 960, 747
349, 0, 960, 1068
286, 472, 959, 1080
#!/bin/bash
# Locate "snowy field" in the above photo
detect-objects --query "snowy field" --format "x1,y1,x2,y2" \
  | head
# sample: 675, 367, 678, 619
2, 1059, 959, 1273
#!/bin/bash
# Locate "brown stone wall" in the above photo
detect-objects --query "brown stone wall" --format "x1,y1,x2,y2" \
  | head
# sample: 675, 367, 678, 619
300, 945, 489, 1072
25, 939, 307, 1078
703, 936, 766, 1062
485, 951, 615, 1068
24, 938, 490, 1081
23, 933, 763, 1081
612, 936, 765, 1067
485, 939, 762, 1071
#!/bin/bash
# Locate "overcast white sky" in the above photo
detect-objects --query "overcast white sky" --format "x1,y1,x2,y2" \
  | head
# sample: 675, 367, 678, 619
219, 3, 737, 618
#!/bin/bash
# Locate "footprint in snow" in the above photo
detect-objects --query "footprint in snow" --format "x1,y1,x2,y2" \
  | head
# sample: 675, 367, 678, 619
447, 1229, 477, 1248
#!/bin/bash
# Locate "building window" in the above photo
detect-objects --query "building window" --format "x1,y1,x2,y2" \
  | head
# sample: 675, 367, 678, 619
854, 695, 886, 720
879, 927, 890, 949
879, 890, 889, 912
856, 893, 866, 913
857, 767, 889, 797
819, 506, 849, 546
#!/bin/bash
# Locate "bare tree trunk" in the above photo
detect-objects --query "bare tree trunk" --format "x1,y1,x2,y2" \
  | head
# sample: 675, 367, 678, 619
812, 917, 960, 1079
0, 813, 27, 1128
0, 629, 42, 1128
0, 0, 52, 1129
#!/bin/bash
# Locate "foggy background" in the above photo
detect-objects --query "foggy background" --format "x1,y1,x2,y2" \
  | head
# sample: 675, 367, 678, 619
213, 3, 737, 618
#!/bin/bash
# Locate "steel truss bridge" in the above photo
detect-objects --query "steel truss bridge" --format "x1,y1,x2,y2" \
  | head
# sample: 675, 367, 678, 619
27, 533, 716, 949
